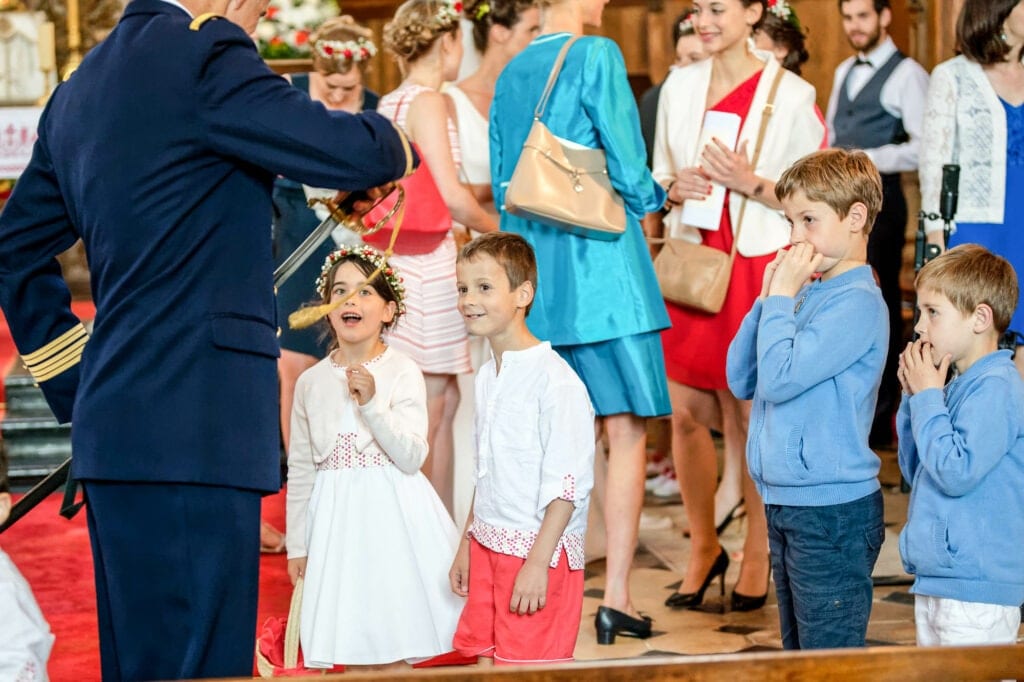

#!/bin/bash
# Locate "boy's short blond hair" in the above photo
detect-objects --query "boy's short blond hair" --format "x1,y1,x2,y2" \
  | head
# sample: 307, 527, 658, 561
775, 149, 883, 235
458, 232, 538, 315
916, 244, 1019, 334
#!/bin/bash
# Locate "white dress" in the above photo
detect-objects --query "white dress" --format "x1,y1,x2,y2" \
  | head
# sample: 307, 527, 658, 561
377, 83, 471, 375
285, 347, 464, 666
0, 549, 53, 682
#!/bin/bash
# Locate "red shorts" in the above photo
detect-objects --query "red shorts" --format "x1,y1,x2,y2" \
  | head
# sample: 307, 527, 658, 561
452, 539, 584, 665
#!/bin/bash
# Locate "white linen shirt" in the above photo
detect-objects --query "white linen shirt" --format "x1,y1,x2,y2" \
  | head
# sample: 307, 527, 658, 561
825, 36, 930, 174
469, 342, 595, 569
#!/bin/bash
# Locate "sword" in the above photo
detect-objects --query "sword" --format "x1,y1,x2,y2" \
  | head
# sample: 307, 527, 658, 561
1, 190, 395, 533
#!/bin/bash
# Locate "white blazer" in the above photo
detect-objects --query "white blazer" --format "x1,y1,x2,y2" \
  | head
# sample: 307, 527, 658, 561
652, 52, 824, 257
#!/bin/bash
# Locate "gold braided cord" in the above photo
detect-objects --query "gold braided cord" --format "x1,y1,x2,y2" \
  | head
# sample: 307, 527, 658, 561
288, 187, 406, 330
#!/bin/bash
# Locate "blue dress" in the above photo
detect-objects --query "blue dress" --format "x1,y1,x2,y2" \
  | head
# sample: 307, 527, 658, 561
948, 98, 1024, 333
490, 33, 671, 417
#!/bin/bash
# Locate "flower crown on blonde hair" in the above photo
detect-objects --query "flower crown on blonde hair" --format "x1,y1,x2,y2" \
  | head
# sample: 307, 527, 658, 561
313, 36, 378, 63
317, 244, 406, 314
435, 0, 464, 29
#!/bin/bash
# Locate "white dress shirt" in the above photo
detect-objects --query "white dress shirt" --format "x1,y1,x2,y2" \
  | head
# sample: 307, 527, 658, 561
469, 342, 595, 569
826, 36, 930, 173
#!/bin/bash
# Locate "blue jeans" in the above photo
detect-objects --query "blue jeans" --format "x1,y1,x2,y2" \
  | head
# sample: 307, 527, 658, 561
766, 489, 885, 649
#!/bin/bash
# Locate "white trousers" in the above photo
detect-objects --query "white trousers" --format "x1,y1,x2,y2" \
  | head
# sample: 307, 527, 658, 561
915, 594, 1021, 646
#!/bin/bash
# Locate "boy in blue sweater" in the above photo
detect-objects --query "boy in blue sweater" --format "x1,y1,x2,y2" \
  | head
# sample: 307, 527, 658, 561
727, 149, 888, 650
897, 244, 1024, 646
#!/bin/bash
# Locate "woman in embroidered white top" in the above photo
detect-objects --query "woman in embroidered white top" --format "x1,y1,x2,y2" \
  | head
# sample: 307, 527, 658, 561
920, 0, 1024, 363
285, 246, 464, 668
652, 0, 824, 613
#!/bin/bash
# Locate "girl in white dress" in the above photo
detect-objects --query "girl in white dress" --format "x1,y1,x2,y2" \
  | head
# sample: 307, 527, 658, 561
285, 245, 464, 668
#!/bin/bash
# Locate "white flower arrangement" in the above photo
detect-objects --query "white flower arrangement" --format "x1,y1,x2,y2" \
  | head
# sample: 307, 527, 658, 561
256, 0, 340, 59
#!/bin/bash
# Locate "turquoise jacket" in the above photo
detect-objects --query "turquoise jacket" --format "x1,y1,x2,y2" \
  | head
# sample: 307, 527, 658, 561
490, 33, 668, 346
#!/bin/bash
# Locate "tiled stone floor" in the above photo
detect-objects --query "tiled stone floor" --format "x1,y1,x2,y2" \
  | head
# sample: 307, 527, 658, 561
569, 446, 1021, 661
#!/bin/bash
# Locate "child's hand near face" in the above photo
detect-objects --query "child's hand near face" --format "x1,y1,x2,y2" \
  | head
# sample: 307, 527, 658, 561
760, 249, 786, 300
510, 560, 548, 615
768, 243, 824, 298
900, 339, 952, 394
346, 365, 376, 405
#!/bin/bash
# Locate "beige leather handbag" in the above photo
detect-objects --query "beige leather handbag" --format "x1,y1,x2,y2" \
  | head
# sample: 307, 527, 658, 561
652, 66, 784, 313
504, 36, 627, 240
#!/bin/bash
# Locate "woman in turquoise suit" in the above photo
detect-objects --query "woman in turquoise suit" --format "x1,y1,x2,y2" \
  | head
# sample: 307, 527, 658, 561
490, 0, 671, 646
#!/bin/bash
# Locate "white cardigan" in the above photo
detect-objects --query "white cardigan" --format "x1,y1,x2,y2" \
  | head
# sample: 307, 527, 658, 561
920, 55, 1009, 234
652, 52, 824, 257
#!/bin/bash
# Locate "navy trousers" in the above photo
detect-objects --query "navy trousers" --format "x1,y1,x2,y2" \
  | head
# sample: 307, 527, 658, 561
83, 481, 261, 681
767, 490, 885, 650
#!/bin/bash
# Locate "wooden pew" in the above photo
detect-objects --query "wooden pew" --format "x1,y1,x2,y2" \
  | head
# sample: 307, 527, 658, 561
233, 644, 1024, 681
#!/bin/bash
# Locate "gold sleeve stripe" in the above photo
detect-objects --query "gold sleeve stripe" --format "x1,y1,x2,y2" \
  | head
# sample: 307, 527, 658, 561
32, 352, 84, 383
390, 121, 414, 178
189, 13, 220, 30
27, 336, 87, 375
21, 323, 88, 364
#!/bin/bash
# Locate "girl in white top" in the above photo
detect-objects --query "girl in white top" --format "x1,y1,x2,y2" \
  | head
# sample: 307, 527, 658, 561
445, 0, 541, 219
285, 245, 464, 668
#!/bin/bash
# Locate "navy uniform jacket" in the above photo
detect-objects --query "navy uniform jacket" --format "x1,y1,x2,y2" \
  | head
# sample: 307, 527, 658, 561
0, 0, 415, 493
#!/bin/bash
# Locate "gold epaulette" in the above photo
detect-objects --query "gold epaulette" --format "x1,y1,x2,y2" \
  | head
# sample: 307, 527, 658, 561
189, 13, 222, 30
21, 323, 88, 383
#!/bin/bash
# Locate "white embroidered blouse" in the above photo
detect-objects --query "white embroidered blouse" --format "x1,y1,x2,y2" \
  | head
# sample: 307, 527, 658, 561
469, 342, 595, 569
920, 55, 1010, 234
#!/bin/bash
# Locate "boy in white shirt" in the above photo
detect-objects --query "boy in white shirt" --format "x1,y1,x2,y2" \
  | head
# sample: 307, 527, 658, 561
449, 232, 595, 665
0, 448, 55, 681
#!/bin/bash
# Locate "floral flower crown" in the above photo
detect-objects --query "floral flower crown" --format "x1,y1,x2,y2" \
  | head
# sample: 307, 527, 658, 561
313, 36, 378, 63
767, 0, 801, 30
316, 244, 406, 314
678, 13, 695, 36
434, 0, 463, 30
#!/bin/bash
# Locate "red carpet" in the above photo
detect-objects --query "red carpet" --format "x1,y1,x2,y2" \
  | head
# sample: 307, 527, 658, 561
1, 490, 291, 681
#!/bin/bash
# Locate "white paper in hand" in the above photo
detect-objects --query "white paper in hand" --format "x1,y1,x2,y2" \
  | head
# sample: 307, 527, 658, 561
679, 110, 742, 231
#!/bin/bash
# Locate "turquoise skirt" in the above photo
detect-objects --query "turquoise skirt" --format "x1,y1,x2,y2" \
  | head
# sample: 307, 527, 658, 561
555, 330, 671, 418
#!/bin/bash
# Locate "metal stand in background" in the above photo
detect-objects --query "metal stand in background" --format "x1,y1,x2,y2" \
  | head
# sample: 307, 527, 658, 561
902, 165, 959, 494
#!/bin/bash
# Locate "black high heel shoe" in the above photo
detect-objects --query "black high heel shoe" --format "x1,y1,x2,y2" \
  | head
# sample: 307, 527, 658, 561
665, 547, 729, 609
682, 501, 745, 538
594, 606, 652, 645
731, 565, 772, 612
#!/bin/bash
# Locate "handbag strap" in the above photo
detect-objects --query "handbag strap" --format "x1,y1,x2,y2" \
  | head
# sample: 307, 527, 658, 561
725, 63, 785, 262
534, 35, 581, 120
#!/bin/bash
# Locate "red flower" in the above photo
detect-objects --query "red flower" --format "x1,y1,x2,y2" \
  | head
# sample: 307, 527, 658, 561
295, 30, 309, 45
343, 49, 353, 59
270, 36, 284, 45
265, 5, 278, 18
454, 1, 463, 12
360, 47, 369, 58
324, 45, 334, 55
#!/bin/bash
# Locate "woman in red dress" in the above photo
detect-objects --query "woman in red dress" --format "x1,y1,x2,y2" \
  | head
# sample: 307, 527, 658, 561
651, 0, 825, 611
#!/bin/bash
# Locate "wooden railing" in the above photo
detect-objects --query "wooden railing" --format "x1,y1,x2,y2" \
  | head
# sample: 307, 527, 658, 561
227, 643, 1024, 681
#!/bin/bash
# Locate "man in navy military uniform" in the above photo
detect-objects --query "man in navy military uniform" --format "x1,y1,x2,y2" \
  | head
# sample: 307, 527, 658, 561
0, 0, 415, 678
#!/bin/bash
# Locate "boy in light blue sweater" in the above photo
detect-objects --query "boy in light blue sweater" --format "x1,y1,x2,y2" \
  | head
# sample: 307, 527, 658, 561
727, 149, 888, 650
898, 244, 1024, 646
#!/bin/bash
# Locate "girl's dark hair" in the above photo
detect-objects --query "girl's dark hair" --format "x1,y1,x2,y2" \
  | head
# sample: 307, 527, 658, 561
318, 255, 402, 350
760, 13, 809, 75
463, 0, 537, 52
956, 0, 1022, 65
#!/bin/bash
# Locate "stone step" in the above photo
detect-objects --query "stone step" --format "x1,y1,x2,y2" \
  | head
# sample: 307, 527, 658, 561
4, 372, 55, 417
1, 415, 72, 482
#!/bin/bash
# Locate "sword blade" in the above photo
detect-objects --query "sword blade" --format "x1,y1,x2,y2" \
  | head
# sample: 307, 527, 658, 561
273, 212, 340, 289
0, 457, 71, 534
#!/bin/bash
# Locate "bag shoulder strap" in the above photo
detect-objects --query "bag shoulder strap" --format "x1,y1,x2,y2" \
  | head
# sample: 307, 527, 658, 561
727, 64, 786, 260
534, 35, 582, 120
